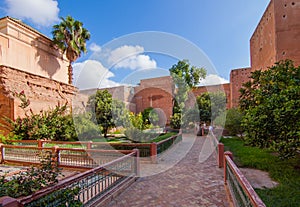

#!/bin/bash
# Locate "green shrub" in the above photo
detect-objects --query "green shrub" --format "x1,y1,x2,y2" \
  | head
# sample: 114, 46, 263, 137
170, 113, 181, 129
3, 104, 77, 141
124, 128, 160, 143
0, 151, 62, 198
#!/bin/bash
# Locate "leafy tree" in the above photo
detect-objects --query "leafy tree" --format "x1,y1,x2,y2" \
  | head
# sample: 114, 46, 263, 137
169, 60, 206, 128
170, 60, 206, 113
170, 113, 182, 129
196, 91, 227, 123
87, 90, 114, 138
240, 60, 300, 158
224, 108, 244, 137
52, 16, 90, 84
112, 99, 131, 128
72, 112, 101, 140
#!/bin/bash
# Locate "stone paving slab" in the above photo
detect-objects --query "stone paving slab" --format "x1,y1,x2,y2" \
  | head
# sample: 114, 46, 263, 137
107, 134, 230, 207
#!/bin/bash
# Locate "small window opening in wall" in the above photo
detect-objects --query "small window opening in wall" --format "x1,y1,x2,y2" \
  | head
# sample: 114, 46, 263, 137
259, 48, 262, 52
284, 4, 287, 7
283, 14, 286, 18
282, 51, 286, 55
292, 2, 295, 6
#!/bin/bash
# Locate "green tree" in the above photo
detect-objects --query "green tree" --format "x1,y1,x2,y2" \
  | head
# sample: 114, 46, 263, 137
112, 99, 131, 128
170, 60, 206, 113
224, 108, 244, 137
52, 16, 90, 84
87, 90, 114, 138
169, 60, 206, 128
196, 91, 226, 123
240, 60, 300, 158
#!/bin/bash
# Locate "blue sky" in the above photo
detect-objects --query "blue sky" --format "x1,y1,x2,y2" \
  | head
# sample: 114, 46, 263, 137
0, 0, 270, 89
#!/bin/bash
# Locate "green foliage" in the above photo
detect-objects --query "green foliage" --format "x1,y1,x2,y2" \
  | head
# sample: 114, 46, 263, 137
3, 104, 77, 141
224, 108, 244, 136
221, 137, 300, 207
240, 60, 300, 158
124, 128, 159, 143
112, 99, 131, 128
88, 90, 114, 138
150, 132, 177, 142
73, 112, 100, 140
0, 151, 62, 198
181, 107, 200, 129
170, 113, 182, 129
169, 60, 206, 114
52, 16, 90, 84
196, 91, 227, 123
129, 112, 144, 130
141, 107, 160, 128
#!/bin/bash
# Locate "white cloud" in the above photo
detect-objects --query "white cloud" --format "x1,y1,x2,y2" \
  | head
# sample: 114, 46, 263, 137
89, 43, 101, 53
108, 45, 144, 64
73, 60, 119, 90
108, 45, 157, 70
199, 74, 229, 86
115, 54, 157, 70
5, 0, 59, 27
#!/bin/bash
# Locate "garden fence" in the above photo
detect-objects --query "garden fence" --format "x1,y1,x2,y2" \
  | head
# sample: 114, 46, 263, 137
224, 151, 266, 207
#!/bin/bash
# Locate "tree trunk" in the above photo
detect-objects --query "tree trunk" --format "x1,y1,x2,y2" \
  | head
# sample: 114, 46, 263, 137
68, 64, 73, 84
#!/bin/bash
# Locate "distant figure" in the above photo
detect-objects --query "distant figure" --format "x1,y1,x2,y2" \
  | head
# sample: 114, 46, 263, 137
209, 125, 213, 133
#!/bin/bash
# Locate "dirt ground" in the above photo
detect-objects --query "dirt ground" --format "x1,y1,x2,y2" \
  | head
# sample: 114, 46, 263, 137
240, 168, 279, 189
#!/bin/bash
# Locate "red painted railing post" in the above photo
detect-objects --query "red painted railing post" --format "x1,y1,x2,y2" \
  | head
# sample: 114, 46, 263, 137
224, 151, 233, 184
0, 144, 4, 164
38, 140, 43, 148
150, 143, 157, 163
218, 143, 224, 168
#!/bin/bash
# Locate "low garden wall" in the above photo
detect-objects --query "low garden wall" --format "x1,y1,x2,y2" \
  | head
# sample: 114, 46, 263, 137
3, 132, 182, 164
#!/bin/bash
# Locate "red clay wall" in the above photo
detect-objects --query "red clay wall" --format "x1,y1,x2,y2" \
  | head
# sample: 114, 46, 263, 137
250, 0, 276, 71
230, 67, 252, 108
192, 83, 231, 109
250, 0, 300, 71
274, 0, 300, 67
132, 87, 173, 125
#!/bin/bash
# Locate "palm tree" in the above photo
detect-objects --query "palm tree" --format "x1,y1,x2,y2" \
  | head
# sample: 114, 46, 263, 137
52, 16, 90, 84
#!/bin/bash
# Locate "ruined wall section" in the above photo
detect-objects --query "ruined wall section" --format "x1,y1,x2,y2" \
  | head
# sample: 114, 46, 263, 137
0, 65, 77, 132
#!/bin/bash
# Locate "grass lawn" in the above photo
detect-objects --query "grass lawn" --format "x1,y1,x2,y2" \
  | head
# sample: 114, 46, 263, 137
150, 132, 178, 143
221, 137, 300, 207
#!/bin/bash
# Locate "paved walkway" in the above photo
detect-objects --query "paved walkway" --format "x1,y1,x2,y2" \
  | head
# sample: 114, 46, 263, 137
107, 134, 230, 207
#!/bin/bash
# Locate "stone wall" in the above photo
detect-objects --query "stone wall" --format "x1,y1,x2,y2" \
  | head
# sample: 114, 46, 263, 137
192, 83, 231, 109
0, 17, 69, 84
0, 65, 77, 133
230, 67, 252, 108
250, 0, 300, 71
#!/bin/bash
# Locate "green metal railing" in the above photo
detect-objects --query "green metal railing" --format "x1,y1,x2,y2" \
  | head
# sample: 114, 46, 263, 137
19, 150, 139, 207
224, 152, 266, 207
156, 134, 182, 154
